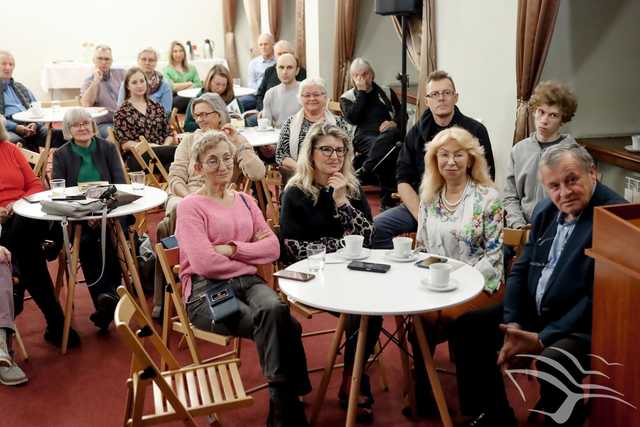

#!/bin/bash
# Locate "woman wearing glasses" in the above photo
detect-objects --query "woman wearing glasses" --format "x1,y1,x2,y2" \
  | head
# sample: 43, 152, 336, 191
406, 126, 503, 417
275, 77, 350, 177
279, 123, 381, 422
176, 132, 310, 427
52, 108, 125, 332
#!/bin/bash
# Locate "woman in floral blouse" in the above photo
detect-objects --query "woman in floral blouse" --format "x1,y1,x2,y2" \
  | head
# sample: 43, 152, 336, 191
279, 123, 380, 423
113, 67, 177, 171
406, 126, 503, 417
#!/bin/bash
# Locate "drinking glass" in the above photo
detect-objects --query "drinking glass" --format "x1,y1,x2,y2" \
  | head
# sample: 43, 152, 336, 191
307, 243, 326, 273
50, 179, 65, 197
128, 171, 145, 191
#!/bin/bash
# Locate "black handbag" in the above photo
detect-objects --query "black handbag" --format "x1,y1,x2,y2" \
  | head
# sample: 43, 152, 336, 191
205, 285, 240, 323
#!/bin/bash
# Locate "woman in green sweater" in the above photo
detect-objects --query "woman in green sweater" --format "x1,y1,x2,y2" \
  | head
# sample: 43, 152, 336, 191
163, 41, 202, 113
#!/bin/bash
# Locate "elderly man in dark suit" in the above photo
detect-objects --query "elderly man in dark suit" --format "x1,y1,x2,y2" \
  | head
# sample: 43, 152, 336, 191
452, 141, 626, 427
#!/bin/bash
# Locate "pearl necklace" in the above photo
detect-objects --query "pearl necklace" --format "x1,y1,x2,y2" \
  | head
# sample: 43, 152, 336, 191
440, 181, 469, 212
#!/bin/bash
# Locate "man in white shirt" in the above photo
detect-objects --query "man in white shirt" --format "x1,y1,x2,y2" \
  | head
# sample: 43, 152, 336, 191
241, 33, 275, 112
262, 53, 302, 128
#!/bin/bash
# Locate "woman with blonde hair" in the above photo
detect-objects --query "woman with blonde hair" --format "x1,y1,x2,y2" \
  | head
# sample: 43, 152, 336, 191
279, 122, 380, 422
163, 41, 202, 113
405, 126, 503, 417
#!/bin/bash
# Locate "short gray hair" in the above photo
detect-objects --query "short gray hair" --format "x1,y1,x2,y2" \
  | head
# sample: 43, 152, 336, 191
137, 47, 158, 60
274, 40, 293, 54
539, 141, 595, 173
297, 77, 327, 104
191, 93, 230, 125
350, 57, 375, 80
94, 45, 112, 54
191, 130, 236, 165
0, 50, 14, 61
62, 108, 98, 140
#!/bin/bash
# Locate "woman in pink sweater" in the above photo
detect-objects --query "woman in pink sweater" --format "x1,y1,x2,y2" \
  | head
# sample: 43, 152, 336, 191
175, 131, 310, 427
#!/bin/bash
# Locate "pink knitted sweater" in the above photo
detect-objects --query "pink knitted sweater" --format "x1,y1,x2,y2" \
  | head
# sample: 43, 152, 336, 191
175, 192, 279, 300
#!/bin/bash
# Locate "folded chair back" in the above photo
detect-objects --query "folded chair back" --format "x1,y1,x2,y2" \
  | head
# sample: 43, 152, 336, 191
130, 137, 170, 189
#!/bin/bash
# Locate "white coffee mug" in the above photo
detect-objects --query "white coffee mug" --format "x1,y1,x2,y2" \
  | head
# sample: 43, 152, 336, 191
428, 263, 452, 288
258, 118, 270, 130
30, 101, 43, 117
632, 135, 640, 150
341, 235, 364, 256
392, 236, 413, 258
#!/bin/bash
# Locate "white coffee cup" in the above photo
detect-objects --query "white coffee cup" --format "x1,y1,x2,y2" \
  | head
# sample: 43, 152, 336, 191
341, 235, 364, 256
392, 236, 413, 258
258, 118, 270, 130
30, 101, 43, 117
632, 135, 640, 150
428, 263, 452, 288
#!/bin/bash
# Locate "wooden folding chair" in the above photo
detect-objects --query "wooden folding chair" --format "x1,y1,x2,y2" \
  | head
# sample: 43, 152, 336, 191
130, 137, 170, 190
503, 227, 530, 273
18, 145, 48, 182
243, 175, 281, 226
169, 108, 183, 134
156, 244, 240, 366
114, 286, 252, 427
328, 100, 342, 116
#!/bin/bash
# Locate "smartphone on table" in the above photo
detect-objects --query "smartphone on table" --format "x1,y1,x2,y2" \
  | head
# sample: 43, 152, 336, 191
415, 256, 447, 269
347, 261, 391, 273
274, 270, 316, 282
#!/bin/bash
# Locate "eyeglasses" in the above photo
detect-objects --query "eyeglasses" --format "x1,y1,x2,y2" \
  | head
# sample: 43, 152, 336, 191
301, 92, 325, 99
426, 89, 455, 99
203, 156, 234, 169
95, 56, 112, 62
315, 146, 347, 158
193, 111, 218, 120
70, 121, 91, 129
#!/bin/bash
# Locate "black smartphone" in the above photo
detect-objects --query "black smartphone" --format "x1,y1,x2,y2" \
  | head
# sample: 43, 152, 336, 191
347, 261, 391, 273
160, 235, 178, 249
274, 270, 316, 282
51, 194, 86, 201
415, 256, 447, 269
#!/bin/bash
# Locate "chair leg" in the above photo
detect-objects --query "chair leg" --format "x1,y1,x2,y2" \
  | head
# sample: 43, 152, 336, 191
373, 341, 389, 391
13, 326, 28, 361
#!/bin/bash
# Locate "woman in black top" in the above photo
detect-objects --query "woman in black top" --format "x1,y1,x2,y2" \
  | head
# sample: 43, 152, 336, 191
279, 123, 381, 422
53, 108, 125, 332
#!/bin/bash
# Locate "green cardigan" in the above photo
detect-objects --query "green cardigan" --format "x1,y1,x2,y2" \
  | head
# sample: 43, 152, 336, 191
163, 65, 202, 90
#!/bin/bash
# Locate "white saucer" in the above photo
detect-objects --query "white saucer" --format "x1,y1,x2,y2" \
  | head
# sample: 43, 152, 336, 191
255, 126, 275, 132
384, 251, 419, 262
336, 248, 370, 260
325, 252, 348, 264
624, 145, 640, 153
420, 277, 458, 292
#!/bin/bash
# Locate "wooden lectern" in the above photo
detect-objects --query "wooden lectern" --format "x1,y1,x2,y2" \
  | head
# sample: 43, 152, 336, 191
586, 204, 640, 426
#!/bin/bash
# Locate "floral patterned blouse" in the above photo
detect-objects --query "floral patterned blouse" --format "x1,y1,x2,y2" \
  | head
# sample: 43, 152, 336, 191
113, 99, 172, 147
416, 181, 503, 293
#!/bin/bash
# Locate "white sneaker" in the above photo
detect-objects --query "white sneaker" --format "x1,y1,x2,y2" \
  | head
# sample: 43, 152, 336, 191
0, 362, 28, 386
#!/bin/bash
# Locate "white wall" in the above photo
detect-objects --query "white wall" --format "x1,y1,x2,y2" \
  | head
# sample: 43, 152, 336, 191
435, 0, 517, 188
542, 0, 640, 138
354, 0, 418, 89
4, 0, 225, 100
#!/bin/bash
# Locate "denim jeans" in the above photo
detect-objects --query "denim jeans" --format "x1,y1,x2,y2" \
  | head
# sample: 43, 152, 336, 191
371, 204, 418, 249
187, 274, 311, 395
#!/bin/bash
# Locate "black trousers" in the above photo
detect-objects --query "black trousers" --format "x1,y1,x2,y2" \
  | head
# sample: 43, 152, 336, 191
451, 303, 590, 427
356, 128, 401, 205
188, 275, 311, 396
172, 95, 191, 114
0, 214, 65, 330
77, 223, 121, 309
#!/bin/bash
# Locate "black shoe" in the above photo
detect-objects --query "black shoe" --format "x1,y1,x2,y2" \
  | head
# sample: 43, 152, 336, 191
266, 398, 309, 427
44, 327, 80, 348
91, 293, 118, 331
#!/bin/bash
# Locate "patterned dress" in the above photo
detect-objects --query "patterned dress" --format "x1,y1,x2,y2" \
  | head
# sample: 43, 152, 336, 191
113, 99, 172, 146
416, 181, 503, 292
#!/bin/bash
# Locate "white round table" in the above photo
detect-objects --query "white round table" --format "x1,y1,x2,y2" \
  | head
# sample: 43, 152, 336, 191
12, 106, 109, 176
177, 85, 255, 99
12, 106, 108, 125
278, 249, 484, 427
237, 127, 279, 147
13, 184, 167, 353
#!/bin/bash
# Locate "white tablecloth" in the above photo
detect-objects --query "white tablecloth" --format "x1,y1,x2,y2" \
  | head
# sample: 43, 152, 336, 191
41, 58, 228, 92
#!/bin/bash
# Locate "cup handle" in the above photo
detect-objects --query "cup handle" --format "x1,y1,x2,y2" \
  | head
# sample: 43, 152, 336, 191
339, 238, 345, 249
